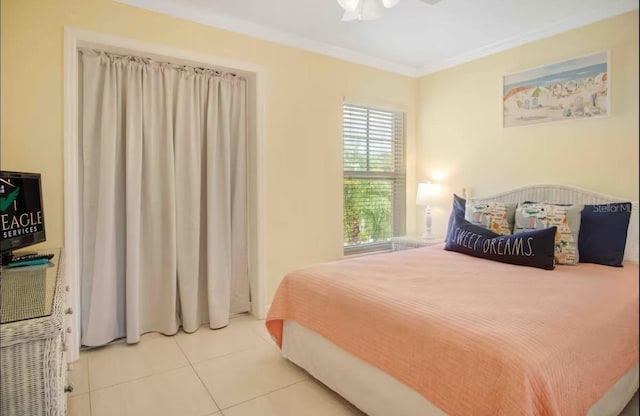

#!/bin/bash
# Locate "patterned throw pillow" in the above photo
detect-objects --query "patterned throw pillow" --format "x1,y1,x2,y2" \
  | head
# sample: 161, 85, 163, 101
514, 202, 583, 265
464, 200, 516, 235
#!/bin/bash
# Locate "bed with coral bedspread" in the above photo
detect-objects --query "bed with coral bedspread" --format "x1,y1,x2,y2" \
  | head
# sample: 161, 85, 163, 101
266, 185, 639, 416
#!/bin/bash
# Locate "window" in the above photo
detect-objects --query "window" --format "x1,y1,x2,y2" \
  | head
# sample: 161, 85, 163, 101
343, 103, 406, 254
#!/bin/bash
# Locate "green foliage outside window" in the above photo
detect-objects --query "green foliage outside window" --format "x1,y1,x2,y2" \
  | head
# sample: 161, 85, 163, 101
343, 179, 392, 246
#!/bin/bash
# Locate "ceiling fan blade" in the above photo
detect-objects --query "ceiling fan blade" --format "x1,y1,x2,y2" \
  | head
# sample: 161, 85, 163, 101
382, 0, 401, 8
337, 0, 360, 12
420, 0, 443, 4
342, 9, 360, 21
342, 0, 384, 21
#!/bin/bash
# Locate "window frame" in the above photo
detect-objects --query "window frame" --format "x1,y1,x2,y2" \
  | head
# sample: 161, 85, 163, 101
342, 103, 406, 255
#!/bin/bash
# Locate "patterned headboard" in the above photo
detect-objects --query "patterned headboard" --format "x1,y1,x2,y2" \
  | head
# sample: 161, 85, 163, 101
466, 184, 639, 263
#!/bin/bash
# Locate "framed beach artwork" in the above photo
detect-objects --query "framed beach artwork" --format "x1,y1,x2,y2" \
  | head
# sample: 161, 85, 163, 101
503, 51, 609, 128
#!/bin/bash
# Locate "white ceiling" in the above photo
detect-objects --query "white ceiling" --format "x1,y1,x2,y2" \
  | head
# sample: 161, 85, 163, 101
116, 0, 638, 77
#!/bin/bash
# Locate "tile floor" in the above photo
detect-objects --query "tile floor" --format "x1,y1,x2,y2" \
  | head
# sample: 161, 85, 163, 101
67, 314, 639, 416
66, 314, 364, 416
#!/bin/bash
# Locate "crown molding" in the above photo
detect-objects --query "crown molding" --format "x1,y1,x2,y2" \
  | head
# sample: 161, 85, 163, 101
116, 0, 637, 79
114, 0, 420, 77
416, 0, 639, 76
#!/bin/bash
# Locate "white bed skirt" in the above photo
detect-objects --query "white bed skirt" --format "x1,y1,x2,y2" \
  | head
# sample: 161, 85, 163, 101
281, 320, 639, 416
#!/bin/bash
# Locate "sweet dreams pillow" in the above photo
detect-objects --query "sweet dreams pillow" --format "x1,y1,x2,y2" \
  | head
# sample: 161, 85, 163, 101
464, 200, 516, 235
514, 202, 583, 265
445, 194, 466, 242
445, 215, 556, 270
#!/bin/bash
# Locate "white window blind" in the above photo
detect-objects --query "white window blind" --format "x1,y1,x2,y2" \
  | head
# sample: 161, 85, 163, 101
343, 103, 406, 254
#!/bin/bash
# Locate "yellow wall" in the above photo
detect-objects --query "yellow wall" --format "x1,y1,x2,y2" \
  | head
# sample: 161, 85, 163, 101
416, 11, 639, 238
0, 0, 417, 301
3, 1, 637, 300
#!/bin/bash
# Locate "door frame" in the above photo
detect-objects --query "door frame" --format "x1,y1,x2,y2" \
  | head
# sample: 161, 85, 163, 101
63, 26, 266, 362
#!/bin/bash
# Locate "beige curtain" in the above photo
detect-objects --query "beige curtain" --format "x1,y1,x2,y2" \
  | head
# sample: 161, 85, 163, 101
80, 50, 249, 346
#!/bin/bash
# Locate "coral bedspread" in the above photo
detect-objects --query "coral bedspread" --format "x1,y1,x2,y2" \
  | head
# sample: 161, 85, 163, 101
266, 245, 639, 416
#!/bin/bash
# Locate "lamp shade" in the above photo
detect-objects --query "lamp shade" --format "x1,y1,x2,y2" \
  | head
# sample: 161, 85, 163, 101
416, 182, 441, 205
337, 0, 360, 11
381, 0, 401, 7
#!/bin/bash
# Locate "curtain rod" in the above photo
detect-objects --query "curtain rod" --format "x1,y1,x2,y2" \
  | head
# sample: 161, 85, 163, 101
78, 47, 239, 78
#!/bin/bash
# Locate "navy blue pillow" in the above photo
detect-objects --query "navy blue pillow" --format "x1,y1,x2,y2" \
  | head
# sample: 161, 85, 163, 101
578, 203, 632, 267
445, 215, 556, 270
445, 194, 466, 242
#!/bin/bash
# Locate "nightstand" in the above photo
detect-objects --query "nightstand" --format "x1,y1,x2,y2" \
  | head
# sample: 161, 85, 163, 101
391, 236, 444, 251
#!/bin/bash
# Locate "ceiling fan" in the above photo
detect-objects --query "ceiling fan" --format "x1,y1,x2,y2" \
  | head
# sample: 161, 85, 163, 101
337, 0, 442, 22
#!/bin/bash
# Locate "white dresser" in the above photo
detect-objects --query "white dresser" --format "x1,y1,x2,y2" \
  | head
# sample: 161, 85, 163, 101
0, 249, 71, 416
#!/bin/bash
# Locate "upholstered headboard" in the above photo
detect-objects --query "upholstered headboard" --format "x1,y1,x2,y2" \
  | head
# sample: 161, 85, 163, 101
465, 184, 639, 263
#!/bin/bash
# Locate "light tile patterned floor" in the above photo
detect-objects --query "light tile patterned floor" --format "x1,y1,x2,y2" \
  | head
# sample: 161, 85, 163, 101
67, 314, 639, 416
66, 314, 364, 416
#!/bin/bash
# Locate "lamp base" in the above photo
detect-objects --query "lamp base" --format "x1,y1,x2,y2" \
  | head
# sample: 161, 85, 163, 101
422, 205, 433, 241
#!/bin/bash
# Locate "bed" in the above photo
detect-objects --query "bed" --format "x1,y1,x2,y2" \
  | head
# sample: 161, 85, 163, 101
266, 185, 639, 416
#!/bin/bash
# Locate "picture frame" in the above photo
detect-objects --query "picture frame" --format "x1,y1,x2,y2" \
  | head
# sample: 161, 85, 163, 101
503, 50, 610, 128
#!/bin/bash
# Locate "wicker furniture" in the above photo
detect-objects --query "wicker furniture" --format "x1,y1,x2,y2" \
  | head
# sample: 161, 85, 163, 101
1, 249, 71, 416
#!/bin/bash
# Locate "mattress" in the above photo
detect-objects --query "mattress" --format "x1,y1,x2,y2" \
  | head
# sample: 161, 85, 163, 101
267, 245, 639, 415
282, 320, 639, 416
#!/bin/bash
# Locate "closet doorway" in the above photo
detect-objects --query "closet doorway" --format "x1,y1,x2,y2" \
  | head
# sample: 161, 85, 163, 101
63, 27, 265, 362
